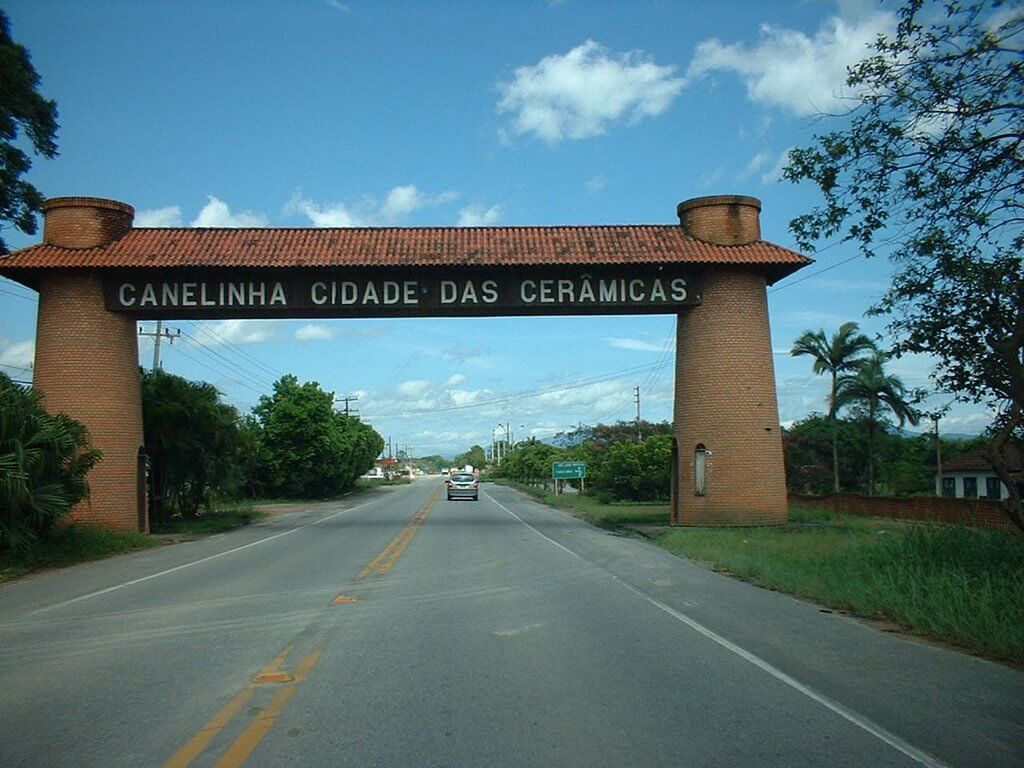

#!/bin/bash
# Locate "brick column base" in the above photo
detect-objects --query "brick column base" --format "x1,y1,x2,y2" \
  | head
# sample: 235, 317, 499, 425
34, 271, 146, 533
673, 269, 787, 526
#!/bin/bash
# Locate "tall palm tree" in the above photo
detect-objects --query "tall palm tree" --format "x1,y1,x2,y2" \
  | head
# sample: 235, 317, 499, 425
834, 352, 920, 496
790, 322, 876, 493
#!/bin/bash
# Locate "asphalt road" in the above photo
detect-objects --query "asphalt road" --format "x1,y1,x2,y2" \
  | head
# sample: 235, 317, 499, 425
0, 478, 1021, 768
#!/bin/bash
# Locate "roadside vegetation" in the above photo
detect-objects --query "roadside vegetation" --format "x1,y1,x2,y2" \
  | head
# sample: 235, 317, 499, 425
655, 506, 1024, 663
143, 370, 383, 532
0, 524, 158, 583
495, 477, 1024, 663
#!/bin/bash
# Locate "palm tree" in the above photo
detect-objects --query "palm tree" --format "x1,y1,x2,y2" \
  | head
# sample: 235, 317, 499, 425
834, 352, 920, 496
790, 322, 876, 493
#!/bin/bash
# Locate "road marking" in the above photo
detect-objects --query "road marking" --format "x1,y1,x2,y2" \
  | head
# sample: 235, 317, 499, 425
35, 498, 380, 614
212, 649, 322, 768
162, 645, 293, 768
358, 485, 441, 579
484, 490, 952, 768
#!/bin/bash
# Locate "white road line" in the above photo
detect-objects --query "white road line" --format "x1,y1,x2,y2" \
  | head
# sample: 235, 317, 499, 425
33, 499, 379, 614
484, 489, 951, 768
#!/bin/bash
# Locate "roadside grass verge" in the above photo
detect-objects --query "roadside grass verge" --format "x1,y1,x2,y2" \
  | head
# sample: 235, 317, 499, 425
487, 478, 669, 528
0, 525, 159, 583
655, 506, 1024, 663
356, 477, 412, 489
151, 502, 266, 536
492, 480, 1024, 663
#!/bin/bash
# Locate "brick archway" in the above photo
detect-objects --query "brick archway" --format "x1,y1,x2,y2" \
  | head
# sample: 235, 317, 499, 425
1, 194, 809, 531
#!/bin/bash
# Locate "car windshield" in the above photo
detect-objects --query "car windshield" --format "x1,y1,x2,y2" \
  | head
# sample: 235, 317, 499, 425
452, 473, 475, 482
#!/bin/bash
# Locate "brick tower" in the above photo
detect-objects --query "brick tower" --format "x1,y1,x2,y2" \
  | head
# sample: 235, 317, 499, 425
33, 197, 147, 532
672, 195, 788, 525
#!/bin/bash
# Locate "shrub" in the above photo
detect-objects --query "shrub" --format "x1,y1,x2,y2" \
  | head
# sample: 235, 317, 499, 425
0, 374, 100, 552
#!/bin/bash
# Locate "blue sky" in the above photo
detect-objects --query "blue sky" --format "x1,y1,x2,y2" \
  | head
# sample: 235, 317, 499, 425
0, 0, 990, 456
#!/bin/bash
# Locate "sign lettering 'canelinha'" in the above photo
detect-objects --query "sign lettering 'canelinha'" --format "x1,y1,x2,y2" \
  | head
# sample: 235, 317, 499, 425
105, 268, 702, 318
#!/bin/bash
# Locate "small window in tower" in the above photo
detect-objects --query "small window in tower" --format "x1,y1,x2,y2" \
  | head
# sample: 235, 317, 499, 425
695, 444, 710, 496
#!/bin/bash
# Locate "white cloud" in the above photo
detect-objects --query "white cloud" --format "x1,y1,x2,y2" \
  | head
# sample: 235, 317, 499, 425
191, 196, 269, 227
295, 324, 337, 341
761, 146, 794, 185
445, 373, 466, 386
497, 40, 686, 143
397, 379, 431, 398
687, 10, 894, 116
136, 206, 182, 227
284, 192, 366, 227
698, 166, 725, 190
286, 185, 459, 227
381, 185, 458, 220
605, 337, 665, 352
190, 319, 277, 346
457, 204, 502, 227
742, 151, 771, 177
586, 175, 606, 194
326, 0, 350, 11
0, 339, 34, 370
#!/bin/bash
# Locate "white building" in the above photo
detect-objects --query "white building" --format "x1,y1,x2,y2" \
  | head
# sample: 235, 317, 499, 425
935, 446, 1019, 500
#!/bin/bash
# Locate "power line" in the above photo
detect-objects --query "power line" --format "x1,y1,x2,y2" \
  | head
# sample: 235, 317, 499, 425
187, 320, 285, 379
165, 343, 269, 397
177, 329, 277, 390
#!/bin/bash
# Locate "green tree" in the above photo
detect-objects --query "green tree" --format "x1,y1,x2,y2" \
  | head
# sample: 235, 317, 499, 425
784, 0, 1023, 528
0, 373, 99, 551
454, 445, 486, 469
253, 375, 382, 498
835, 353, 921, 496
141, 370, 242, 525
0, 10, 59, 254
791, 322, 876, 493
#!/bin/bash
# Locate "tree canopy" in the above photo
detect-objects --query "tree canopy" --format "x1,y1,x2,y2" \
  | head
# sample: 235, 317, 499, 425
785, 0, 1023, 528
0, 10, 58, 254
253, 375, 383, 498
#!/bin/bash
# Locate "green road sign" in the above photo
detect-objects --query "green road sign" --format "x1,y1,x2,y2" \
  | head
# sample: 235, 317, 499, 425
552, 461, 587, 479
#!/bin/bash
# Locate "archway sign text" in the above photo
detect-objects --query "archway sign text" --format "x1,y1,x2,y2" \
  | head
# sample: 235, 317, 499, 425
105, 267, 702, 318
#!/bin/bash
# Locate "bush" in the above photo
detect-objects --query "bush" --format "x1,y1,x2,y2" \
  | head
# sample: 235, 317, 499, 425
0, 374, 100, 552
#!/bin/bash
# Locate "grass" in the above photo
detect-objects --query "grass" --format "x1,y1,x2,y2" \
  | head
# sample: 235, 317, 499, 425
655, 506, 1024, 663
493, 480, 1024, 663
151, 501, 265, 536
0, 525, 159, 583
356, 476, 413, 488
489, 478, 669, 529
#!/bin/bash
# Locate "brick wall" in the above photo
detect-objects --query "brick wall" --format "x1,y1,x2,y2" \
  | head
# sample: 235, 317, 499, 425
34, 270, 145, 533
677, 195, 761, 245
673, 268, 788, 526
43, 197, 134, 249
789, 493, 1013, 530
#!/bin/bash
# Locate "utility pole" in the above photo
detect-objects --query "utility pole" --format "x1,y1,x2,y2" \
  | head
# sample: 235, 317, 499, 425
334, 395, 359, 417
138, 321, 180, 370
934, 415, 942, 496
635, 385, 642, 442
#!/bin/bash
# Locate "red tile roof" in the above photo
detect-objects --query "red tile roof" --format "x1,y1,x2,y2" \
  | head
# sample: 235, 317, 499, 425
0, 225, 811, 282
942, 445, 1022, 474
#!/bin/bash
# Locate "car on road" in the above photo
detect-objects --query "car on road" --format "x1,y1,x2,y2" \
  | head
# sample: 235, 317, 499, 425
447, 472, 479, 501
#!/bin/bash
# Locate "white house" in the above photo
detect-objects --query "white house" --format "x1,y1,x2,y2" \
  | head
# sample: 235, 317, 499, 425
935, 446, 1020, 500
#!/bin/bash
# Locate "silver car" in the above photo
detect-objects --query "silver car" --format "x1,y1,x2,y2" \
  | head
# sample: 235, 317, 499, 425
447, 472, 479, 501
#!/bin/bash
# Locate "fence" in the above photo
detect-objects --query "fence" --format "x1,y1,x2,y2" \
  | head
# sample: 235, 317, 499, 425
788, 493, 1013, 530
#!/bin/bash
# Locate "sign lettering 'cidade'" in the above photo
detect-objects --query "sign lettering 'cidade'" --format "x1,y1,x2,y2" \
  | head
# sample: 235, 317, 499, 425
105, 269, 702, 319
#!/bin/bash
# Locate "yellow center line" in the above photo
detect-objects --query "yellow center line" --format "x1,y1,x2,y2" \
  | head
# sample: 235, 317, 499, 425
212, 649, 321, 768
162, 646, 294, 768
358, 485, 441, 579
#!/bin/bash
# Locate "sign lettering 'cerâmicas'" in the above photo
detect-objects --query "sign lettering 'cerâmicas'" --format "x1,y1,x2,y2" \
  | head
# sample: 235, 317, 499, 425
104, 268, 702, 318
